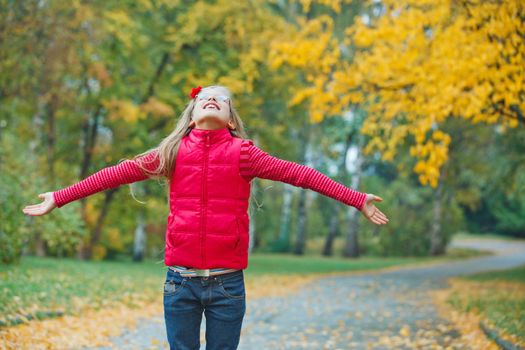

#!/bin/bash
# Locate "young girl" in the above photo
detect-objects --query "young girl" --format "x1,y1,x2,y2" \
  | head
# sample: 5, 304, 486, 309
22, 85, 388, 350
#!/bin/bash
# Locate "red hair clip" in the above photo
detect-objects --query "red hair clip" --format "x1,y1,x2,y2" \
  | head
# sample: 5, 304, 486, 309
189, 86, 202, 99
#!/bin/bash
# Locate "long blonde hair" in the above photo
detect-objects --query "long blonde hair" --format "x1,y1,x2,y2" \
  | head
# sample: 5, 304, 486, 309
126, 85, 251, 203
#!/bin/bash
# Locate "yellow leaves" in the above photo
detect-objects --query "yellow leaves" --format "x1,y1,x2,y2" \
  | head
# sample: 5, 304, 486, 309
399, 324, 411, 337
269, 14, 342, 123
0, 299, 163, 350
88, 62, 112, 88
333, 0, 524, 188
411, 141, 449, 188
106, 228, 124, 251
92, 244, 107, 261
102, 98, 142, 123
135, 0, 154, 11
216, 76, 245, 96
84, 201, 98, 228
406, 126, 451, 187
432, 277, 525, 350
431, 129, 450, 143
289, 89, 312, 108
103, 10, 135, 48
269, 15, 338, 71
297, 0, 343, 14
353, 27, 375, 48
140, 97, 174, 118
105, 97, 175, 122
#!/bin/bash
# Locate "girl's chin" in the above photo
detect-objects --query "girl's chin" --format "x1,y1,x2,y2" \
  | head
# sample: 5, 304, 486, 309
195, 115, 228, 124
198, 113, 226, 119
193, 116, 229, 129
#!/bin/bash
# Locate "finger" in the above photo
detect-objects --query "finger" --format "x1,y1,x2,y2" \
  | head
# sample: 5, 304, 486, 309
23, 209, 41, 216
373, 217, 384, 225
374, 207, 387, 218
376, 210, 388, 221
23, 207, 44, 215
370, 212, 386, 224
374, 196, 383, 202
376, 214, 386, 224
23, 204, 41, 209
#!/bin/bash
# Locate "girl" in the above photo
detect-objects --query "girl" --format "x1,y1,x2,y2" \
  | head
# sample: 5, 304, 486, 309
22, 85, 389, 350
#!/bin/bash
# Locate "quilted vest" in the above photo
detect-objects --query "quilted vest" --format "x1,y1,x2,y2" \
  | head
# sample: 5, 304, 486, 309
164, 127, 251, 269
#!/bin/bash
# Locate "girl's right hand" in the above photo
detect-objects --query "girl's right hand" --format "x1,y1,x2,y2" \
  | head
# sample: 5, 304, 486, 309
22, 192, 57, 216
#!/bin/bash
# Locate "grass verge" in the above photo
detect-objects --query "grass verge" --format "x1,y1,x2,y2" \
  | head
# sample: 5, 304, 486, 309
432, 264, 525, 349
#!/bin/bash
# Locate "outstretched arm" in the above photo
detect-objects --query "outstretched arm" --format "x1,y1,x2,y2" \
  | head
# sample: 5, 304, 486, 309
240, 140, 388, 224
240, 140, 366, 209
22, 150, 161, 215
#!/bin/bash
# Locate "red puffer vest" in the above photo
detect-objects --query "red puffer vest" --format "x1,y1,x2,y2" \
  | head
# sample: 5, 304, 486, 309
164, 127, 251, 269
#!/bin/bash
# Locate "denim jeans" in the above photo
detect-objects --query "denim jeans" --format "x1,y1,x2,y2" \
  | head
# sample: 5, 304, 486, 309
163, 268, 246, 350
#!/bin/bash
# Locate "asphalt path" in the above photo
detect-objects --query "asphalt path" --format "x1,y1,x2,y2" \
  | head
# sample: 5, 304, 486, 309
86, 237, 525, 350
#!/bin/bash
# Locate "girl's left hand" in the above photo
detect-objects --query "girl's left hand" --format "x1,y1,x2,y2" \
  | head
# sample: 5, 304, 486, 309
360, 193, 389, 225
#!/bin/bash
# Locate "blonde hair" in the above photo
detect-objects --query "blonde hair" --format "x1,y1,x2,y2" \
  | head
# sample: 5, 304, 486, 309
125, 85, 252, 206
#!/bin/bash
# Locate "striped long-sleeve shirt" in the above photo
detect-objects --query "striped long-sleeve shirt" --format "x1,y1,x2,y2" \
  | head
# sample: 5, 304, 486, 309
52, 140, 367, 211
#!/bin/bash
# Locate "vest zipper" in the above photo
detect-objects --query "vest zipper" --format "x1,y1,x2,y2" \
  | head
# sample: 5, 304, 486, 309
201, 133, 210, 267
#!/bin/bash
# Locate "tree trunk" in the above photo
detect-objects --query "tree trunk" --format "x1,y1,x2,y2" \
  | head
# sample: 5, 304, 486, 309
293, 122, 311, 255
322, 214, 339, 256
133, 209, 146, 262
343, 208, 360, 257
429, 177, 445, 255
343, 134, 364, 258
276, 184, 293, 252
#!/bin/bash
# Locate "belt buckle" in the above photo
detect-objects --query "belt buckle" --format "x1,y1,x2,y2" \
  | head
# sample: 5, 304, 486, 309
194, 268, 210, 277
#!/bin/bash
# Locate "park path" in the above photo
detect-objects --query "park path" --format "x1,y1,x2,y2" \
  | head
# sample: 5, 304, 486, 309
85, 237, 525, 350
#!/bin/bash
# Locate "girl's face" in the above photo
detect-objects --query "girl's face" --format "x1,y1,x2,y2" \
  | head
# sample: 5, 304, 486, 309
191, 87, 233, 130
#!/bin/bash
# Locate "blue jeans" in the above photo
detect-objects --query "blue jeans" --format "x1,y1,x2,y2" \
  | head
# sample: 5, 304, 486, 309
163, 268, 246, 350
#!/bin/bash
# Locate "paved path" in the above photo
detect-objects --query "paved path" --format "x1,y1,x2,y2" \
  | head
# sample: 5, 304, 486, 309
86, 237, 525, 350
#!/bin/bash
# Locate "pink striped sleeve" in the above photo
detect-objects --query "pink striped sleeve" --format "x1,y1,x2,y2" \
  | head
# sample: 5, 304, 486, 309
53, 150, 161, 208
240, 139, 367, 210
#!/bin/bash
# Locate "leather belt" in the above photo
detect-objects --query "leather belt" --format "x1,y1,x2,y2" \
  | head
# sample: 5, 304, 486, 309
169, 265, 240, 277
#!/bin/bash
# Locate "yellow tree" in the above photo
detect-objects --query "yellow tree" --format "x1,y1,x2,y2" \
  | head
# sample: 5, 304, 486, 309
269, 4, 345, 123
272, 0, 524, 188
268, 0, 524, 257
332, 0, 524, 188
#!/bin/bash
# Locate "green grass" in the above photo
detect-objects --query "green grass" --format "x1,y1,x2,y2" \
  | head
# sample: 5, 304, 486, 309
0, 246, 491, 327
0, 256, 166, 326
453, 231, 522, 241
246, 247, 489, 275
449, 264, 525, 344
462, 264, 525, 283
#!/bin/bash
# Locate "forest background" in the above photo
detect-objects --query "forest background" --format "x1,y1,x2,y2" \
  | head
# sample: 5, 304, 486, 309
1, 0, 524, 265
